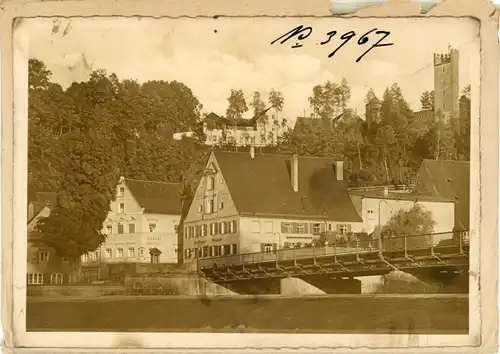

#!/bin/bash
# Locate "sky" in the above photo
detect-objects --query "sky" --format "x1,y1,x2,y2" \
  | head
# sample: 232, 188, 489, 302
18, 17, 479, 125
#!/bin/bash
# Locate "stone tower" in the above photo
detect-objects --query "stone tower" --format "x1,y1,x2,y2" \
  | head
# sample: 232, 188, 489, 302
433, 48, 459, 120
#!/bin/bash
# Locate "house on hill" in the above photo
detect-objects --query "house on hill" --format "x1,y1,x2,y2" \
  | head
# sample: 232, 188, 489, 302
80, 177, 184, 283
181, 149, 363, 263
413, 159, 470, 231
27, 192, 73, 285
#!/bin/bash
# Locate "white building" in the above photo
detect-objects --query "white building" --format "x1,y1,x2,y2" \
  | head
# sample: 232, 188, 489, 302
81, 177, 183, 282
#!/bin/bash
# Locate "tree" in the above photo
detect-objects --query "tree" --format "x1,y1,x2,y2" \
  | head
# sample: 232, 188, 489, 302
226, 89, 248, 122
269, 89, 284, 135
420, 90, 435, 111
381, 204, 437, 250
365, 88, 377, 104
308, 79, 350, 121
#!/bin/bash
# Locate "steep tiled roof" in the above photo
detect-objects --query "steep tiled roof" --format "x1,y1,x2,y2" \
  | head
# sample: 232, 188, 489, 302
213, 151, 362, 222
124, 179, 183, 215
414, 159, 470, 229
413, 109, 434, 122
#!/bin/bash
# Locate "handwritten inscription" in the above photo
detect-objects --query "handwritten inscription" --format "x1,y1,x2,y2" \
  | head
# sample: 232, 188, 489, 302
270, 25, 394, 62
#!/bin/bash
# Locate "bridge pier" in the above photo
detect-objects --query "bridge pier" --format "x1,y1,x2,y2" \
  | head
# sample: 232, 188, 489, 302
298, 275, 362, 294
220, 278, 281, 295
406, 267, 469, 293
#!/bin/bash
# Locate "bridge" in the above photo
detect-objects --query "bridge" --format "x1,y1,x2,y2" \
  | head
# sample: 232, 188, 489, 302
197, 231, 470, 295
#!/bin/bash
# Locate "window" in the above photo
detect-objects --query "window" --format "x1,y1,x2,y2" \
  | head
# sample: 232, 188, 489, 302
174, 224, 179, 235
219, 201, 224, 210
119, 203, 125, 213
223, 244, 231, 255
106, 225, 112, 235
149, 223, 156, 232
252, 221, 261, 233
81, 253, 88, 263
282, 223, 293, 233
189, 226, 194, 238
312, 223, 321, 235
184, 227, 188, 239
231, 244, 238, 255
89, 252, 96, 262
128, 247, 135, 257
50, 273, 63, 285
263, 221, 273, 234
230, 220, 237, 233
201, 224, 207, 237
219, 222, 226, 235
105, 248, 112, 258
39, 251, 49, 263
263, 244, 273, 253
206, 199, 214, 214
296, 223, 306, 234
338, 224, 349, 235
207, 176, 215, 190
198, 205, 203, 213
128, 224, 135, 233
28, 273, 43, 285
118, 223, 124, 234
210, 223, 216, 235
328, 224, 332, 231
118, 186, 125, 197
116, 248, 123, 258
139, 248, 145, 257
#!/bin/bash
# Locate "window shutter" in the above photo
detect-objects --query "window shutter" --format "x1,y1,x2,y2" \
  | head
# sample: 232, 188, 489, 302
214, 223, 219, 235
303, 223, 309, 233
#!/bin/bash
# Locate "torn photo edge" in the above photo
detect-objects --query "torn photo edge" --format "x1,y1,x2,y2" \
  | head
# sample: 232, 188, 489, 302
1, 0, 498, 352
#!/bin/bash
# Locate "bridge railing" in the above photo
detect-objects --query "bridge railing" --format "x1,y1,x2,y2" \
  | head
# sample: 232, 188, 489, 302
197, 230, 470, 270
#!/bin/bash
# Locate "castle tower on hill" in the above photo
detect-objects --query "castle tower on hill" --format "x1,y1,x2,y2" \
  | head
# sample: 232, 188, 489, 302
433, 48, 459, 120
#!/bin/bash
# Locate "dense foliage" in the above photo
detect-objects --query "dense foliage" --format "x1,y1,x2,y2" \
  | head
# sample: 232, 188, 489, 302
29, 59, 470, 260
29, 59, 207, 260
278, 80, 471, 186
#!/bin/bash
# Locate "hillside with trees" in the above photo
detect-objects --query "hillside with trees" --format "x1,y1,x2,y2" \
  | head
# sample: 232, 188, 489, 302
28, 59, 471, 261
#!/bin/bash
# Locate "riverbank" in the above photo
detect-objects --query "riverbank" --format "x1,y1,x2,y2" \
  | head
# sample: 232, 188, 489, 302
27, 294, 469, 333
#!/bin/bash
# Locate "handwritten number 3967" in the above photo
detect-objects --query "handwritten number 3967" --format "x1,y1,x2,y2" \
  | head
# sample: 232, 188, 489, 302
270, 25, 394, 62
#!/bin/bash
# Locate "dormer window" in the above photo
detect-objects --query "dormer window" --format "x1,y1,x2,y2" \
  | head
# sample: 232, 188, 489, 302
118, 186, 125, 197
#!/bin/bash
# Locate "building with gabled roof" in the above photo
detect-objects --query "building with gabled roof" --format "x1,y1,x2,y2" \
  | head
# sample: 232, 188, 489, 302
413, 159, 470, 230
27, 192, 74, 286
81, 177, 184, 283
181, 149, 363, 263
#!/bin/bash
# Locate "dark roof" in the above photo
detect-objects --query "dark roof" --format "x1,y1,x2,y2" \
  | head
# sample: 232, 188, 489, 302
202, 108, 273, 130
124, 179, 183, 215
348, 190, 454, 203
28, 192, 57, 223
213, 151, 362, 222
413, 110, 434, 122
293, 111, 360, 135
414, 159, 470, 229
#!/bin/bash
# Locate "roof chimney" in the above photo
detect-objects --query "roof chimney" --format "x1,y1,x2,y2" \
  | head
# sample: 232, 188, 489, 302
336, 161, 344, 181
291, 154, 299, 192
250, 146, 255, 159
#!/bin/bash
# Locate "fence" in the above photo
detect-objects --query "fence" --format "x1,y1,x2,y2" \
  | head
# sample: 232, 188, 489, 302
197, 230, 469, 270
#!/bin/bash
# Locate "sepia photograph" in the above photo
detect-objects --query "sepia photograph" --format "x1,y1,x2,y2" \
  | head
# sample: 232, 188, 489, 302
8, 7, 492, 349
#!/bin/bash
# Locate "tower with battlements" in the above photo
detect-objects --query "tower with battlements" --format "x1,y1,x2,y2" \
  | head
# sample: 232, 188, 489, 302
433, 48, 459, 120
